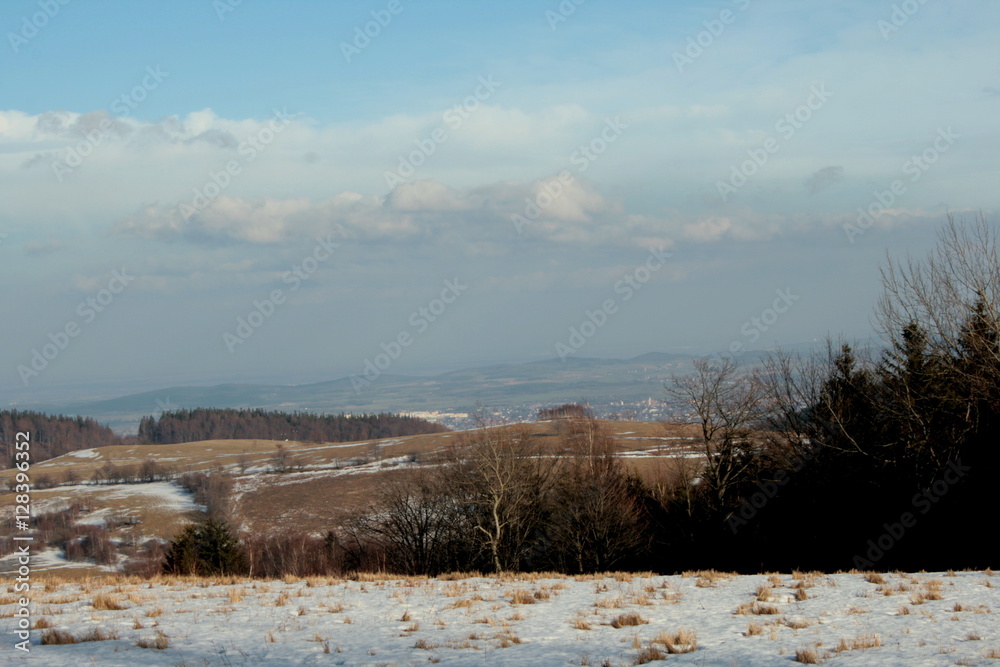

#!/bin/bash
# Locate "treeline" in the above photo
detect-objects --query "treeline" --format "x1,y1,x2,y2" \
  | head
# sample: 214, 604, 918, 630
1, 408, 447, 470
162, 418, 652, 577
180, 216, 997, 577
656, 216, 999, 572
0, 411, 121, 467
137, 408, 447, 444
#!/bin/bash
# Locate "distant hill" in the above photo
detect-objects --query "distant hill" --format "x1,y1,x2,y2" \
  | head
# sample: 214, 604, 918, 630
44, 354, 700, 433
38, 346, 841, 433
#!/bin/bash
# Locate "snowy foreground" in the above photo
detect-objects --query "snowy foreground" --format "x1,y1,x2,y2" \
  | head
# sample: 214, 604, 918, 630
3, 570, 998, 666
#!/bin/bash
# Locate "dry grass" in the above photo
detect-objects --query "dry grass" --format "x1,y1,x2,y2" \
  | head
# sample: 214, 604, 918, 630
39, 629, 78, 645
595, 595, 626, 609
795, 647, 821, 663
41, 627, 120, 644
610, 612, 648, 628
745, 621, 764, 636
446, 597, 477, 609
571, 617, 592, 631
136, 630, 170, 649
634, 645, 666, 664
983, 647, 1000, 659
865, 572, 887, 585
968, 632, 983, 641
33, 617, 53, 629
735, 602, 781, 615
651, 628, 698, 654
755, 584, 773, 602
784, 617, 812, 630
509, 589, 536, 605
92, 593, 127, 611
851, 632, 882, 649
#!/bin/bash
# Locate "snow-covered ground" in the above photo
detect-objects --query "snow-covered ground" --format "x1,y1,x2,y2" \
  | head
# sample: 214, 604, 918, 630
2, 570, 997, 666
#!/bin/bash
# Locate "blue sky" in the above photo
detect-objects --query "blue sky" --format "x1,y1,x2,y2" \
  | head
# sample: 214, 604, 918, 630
2, 0, 999, 404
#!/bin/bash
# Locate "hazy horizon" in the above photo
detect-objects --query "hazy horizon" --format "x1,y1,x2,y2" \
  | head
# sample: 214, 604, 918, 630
3, 0, 998, 408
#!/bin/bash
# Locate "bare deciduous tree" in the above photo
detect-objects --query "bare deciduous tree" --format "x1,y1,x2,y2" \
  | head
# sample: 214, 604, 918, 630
450, 424, 556, 573
666, 357, 766, 510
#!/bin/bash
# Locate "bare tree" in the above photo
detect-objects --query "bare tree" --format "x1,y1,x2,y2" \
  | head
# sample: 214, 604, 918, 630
450, 424, 556, 573
666, 357, 766, 510
346, 471, 465, 575
547, 417, 646, 573
876, 214, 1000, 398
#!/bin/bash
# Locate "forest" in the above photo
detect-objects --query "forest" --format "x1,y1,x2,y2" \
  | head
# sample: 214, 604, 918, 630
166, 216, 999, 577
0, 409, 446, 469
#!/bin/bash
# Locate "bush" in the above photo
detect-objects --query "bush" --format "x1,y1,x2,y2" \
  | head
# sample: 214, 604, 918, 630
162, 519, 246, 576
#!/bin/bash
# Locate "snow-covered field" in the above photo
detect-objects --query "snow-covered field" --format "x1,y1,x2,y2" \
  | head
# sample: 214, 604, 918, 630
2, 570, 997, 666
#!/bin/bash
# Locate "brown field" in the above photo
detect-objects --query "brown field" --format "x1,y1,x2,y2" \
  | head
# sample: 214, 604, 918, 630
0, 420, 703, 573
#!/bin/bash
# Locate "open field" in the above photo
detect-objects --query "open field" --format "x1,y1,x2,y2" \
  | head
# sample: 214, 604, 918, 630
0, 421, 703, 574
1, 570, 997, 665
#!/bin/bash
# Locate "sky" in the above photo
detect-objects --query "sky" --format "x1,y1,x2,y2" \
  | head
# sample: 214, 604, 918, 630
1, 0, 998, 404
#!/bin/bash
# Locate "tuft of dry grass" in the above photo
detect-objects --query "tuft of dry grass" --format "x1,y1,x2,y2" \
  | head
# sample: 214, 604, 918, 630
571, 617, 592, 631
785, 617, 812, 630
795, 586, 809, 601
851, 632, 881, 650
795, 648, 820, 664
651, 628, 698, 654
136, 630, 170, 650
92, 593, 127, 611
414, 638, 438, 650
595, 595, 625, 609
745, 621, 764, 636
510, 589, 536, 605
755, 584, 773, 602
735, 601, 781, 615
33, 617, 53, 629
968, 632, 983, 641
610, 612, 648, 628
40, 629, 78, 645
865, 572, 886, 585
42, 627, 120, 644
634, 645, 666, 664
983, 647, 1000, 659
